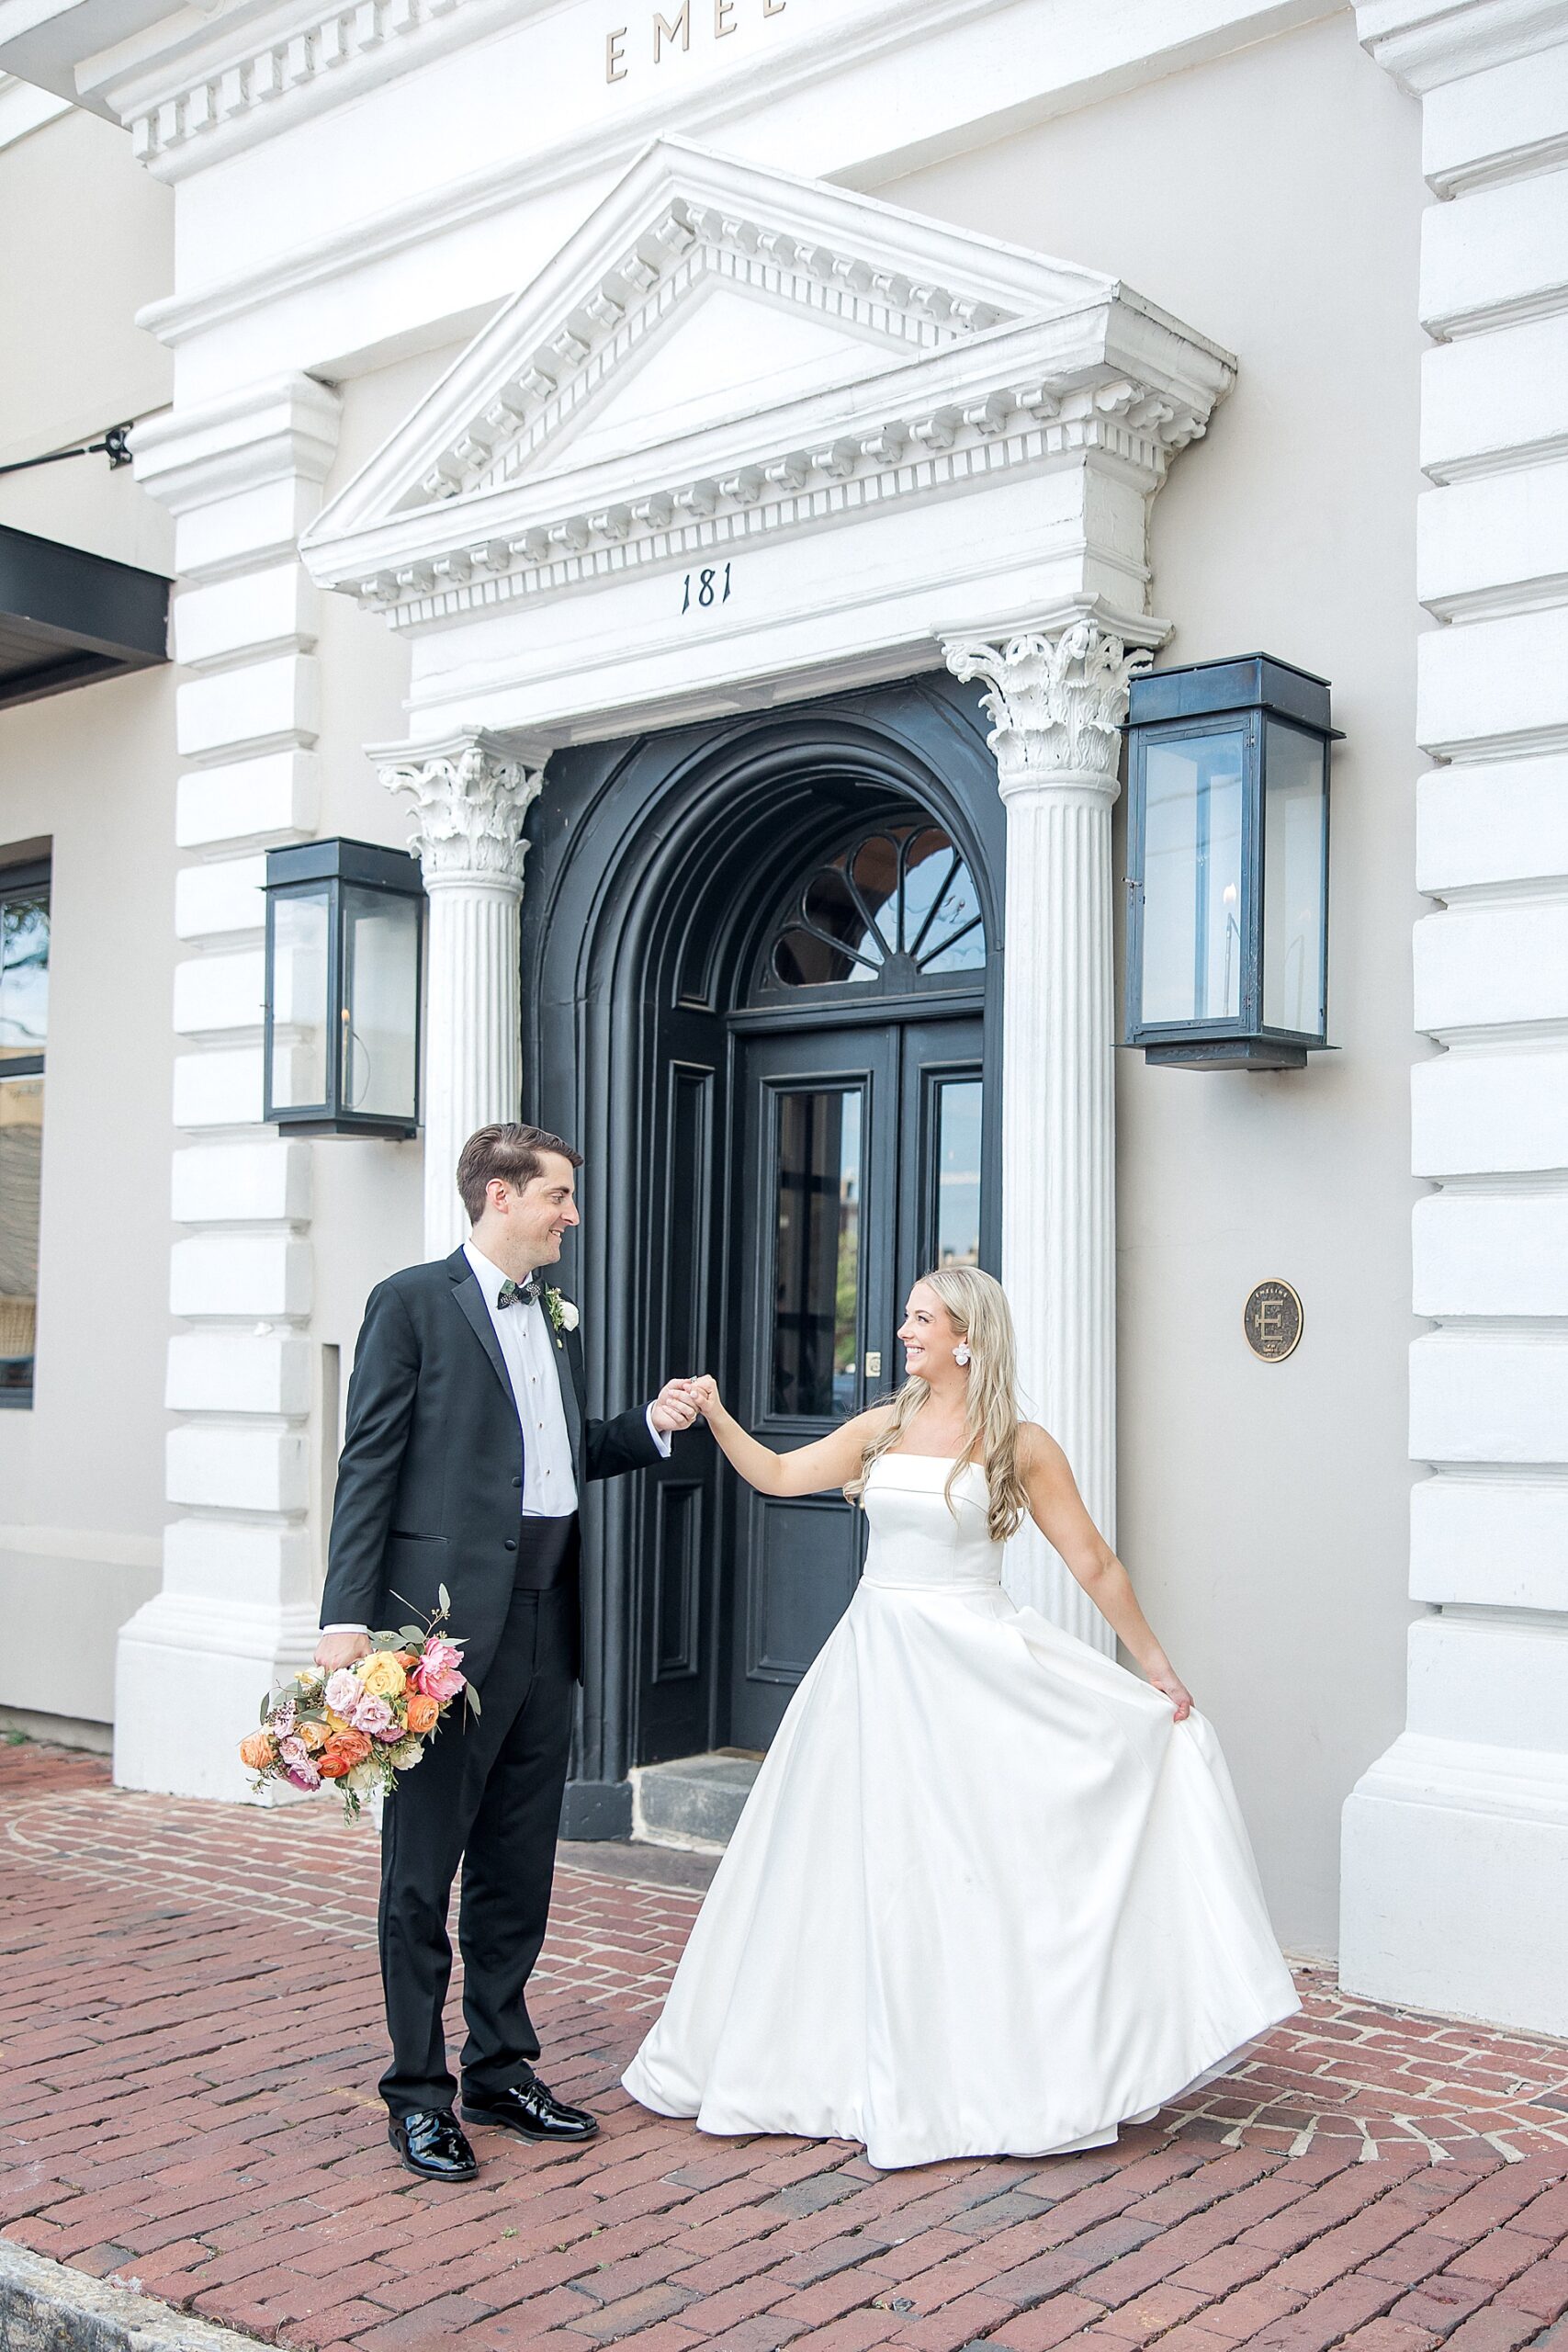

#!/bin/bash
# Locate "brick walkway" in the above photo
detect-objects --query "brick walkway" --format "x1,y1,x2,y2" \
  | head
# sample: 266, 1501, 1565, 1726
4, 1742, 1567, 2352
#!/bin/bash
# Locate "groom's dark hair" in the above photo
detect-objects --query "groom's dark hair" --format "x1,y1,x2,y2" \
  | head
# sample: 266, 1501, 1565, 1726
457, 1122, 583, 1225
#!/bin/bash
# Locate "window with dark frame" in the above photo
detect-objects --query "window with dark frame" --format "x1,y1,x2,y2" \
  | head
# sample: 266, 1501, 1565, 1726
0, 855, 49, 1408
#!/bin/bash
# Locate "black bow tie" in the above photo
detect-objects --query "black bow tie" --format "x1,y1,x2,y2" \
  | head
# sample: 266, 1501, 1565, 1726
497, 1274, 541, 1309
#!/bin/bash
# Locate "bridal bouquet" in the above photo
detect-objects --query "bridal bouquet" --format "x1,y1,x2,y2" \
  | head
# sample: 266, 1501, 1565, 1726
240, 1589, 475, 1819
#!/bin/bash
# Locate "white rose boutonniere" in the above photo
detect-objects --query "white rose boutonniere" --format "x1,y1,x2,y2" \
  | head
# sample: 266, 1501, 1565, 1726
546, 1287, 579, 1338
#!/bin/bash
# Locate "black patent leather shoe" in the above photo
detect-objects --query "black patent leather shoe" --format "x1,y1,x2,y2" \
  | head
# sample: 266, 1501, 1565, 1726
463, 2075, 600, 2143
388, 2107, 479, 2181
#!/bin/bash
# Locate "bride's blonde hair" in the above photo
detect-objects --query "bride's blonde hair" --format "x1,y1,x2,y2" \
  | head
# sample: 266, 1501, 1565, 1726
844, 1265, 1030, 1543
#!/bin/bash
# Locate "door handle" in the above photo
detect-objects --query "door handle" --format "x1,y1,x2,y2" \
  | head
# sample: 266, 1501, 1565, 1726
863, 1351, 882, 1378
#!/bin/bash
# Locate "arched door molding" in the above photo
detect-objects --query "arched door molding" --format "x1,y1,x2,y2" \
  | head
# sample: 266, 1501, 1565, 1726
519, 673, 1004, 1833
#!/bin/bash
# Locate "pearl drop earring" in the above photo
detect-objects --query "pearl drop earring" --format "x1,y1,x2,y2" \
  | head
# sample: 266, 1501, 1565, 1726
953, 1344, 972, 1367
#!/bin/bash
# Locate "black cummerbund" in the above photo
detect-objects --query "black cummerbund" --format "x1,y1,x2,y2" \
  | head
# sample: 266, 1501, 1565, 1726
512, 1511, 580, 1592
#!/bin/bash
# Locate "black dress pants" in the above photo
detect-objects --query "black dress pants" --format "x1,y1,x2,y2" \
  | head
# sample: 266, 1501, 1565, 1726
378, 1517, 579, 2118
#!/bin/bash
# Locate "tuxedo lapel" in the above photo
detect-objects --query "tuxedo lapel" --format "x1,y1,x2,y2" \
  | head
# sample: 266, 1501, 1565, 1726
547, 1302, 585, 1477
446, 1250, 514, 1411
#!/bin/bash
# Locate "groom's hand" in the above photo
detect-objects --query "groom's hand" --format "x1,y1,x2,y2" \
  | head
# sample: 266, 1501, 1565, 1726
315, 1631, 373, 1674
650, 1378, 702, 1435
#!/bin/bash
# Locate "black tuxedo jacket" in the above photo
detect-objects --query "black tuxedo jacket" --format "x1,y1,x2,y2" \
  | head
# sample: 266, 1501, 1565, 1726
321, 1248, 659, 1686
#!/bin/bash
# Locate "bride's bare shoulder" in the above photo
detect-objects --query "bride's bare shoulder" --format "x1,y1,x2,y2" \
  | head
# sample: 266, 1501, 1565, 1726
1015, 1420, 1068, 1477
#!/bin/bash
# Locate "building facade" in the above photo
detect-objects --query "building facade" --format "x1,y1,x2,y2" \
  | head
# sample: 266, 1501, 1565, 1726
0, 0, 1564, 2036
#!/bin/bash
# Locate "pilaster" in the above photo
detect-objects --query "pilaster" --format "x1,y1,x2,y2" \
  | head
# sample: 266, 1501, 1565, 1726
1345, 0, 1568, 2033
113, 374, 341, 1802
943, 621, 1147, 1653
377, 731, 543, 1259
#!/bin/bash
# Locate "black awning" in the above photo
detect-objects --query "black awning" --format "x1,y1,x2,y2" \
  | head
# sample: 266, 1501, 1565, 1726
0, 524, 169, 708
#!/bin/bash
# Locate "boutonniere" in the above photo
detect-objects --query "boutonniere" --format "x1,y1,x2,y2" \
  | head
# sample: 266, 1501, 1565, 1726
545, 1287, 579, 1340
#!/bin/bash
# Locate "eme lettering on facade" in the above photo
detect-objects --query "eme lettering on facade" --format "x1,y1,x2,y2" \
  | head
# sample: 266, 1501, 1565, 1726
607, 0, 786, 83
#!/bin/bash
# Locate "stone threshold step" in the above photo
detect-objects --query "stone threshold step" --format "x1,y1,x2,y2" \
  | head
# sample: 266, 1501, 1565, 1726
630, 1748, 762, 1852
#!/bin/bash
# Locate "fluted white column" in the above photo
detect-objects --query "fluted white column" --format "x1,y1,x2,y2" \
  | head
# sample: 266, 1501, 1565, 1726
944, 624, 1148, 1651
377, 732, 544, 1258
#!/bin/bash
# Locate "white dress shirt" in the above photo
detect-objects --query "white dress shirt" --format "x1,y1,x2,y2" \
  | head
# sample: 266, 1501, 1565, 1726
323, 1242, 671, 1634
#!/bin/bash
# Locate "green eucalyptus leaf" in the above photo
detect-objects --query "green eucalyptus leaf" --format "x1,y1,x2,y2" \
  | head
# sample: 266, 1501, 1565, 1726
465, 1684, 482, 1718
437, 1583, 451, 1615
399, 1625, 424, 1644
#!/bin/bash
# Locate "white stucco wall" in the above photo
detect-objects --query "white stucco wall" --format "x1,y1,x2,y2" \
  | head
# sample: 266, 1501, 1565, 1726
0, 105, 175, 1733
887, 13, 1426, 1958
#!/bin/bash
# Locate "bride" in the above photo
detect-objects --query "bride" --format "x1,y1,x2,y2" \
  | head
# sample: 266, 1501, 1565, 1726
623, 1266, 1300, 2171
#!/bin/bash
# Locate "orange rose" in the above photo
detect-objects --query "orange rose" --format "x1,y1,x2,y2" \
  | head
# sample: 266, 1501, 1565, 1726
239, 1730, 277, 1772
396, 1652, 421, 1673
318, 1747, 352, 1779
405, 1693, 440, 1736
333, 1727, 372, 1766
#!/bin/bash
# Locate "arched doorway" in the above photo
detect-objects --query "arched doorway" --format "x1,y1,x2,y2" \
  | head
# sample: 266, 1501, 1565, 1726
521, 675, 1003, 1829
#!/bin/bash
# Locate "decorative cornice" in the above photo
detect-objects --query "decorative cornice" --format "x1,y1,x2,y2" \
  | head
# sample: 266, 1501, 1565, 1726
305, 265, 1230, 624
943, 622, 1151, 797
1356, 0, 1568, 94
376, 729, 544, 885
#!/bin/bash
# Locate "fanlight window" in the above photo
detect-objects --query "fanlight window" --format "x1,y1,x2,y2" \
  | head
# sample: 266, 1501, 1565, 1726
767, 825, 986, 992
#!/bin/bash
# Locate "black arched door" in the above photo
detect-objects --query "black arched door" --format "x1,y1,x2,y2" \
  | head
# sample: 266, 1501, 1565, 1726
520, 677, 1003, 1828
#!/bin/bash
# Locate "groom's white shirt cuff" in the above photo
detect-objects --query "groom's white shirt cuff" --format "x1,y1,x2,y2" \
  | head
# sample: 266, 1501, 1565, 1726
323, 1401, 671, 1635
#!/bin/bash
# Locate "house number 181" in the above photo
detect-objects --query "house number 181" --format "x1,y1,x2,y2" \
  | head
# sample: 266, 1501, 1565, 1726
681, 563, 732, 614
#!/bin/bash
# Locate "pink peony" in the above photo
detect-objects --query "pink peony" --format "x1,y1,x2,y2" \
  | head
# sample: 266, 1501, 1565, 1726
278, 1733, 310, 1766
351, 1692, 395, 1738
278, 1733, 321, 1791
285, 1759, 321, 1791
412, 1639, 466, 1703
323, 1668, 361, 1714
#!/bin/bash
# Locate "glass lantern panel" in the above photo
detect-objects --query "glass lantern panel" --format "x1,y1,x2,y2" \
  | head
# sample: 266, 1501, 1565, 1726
270, 888, 331, 1108
342, 887, 420, 1120
1140, 731, 1247, 1026
1262, 722, 1327, 1037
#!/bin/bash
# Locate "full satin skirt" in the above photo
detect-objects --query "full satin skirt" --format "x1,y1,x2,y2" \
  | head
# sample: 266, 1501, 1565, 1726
623, 1576, 1300, 2170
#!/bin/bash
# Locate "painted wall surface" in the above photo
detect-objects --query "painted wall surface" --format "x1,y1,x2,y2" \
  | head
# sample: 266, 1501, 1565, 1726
0, 106, 175, 1728
886, 13, 1426, 1957
0, 664, 176, 1725
0, 107, 173, 547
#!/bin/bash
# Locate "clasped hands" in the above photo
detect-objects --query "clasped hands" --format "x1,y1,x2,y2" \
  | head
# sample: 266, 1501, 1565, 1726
649, 1374, 720, 1434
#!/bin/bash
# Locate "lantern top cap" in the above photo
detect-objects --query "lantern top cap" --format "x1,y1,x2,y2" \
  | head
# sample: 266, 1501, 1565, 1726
1127, 654, 1341, 738
265, 836, 424, 894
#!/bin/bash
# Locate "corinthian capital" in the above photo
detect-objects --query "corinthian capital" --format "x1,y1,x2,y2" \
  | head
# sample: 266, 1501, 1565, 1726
375, 729, 545, 886
943, 621, 1151, 798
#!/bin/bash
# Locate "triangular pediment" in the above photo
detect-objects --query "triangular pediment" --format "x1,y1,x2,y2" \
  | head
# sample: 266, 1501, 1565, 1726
307, 135, 1114, 535
302, 136, 1235, 632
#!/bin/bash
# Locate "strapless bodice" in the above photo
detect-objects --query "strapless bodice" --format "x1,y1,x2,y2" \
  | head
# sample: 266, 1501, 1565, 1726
861, 1454, 1002, 1592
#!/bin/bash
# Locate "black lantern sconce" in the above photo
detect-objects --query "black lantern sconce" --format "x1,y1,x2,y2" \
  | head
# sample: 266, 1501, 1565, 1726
263, 838, 423, 1137
1123, 656, 1339, 1070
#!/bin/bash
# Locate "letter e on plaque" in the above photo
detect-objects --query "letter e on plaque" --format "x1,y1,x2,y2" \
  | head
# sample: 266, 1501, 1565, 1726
1244, 1279, 1303, 1363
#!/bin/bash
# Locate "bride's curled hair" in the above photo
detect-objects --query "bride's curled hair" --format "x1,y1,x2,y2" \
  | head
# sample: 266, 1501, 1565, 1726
844, 1265, 1030, 1544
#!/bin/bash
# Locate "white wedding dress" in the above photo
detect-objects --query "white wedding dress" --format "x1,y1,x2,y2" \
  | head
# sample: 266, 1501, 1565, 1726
623, 1453, 1300, 2171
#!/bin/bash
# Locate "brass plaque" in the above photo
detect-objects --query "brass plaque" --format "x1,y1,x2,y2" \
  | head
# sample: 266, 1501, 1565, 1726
1244, 1279, 1303, 1363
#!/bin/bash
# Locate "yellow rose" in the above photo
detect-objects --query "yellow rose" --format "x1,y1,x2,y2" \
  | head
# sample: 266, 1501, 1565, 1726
324, 1710, 349, 1736
355, 1650, 407, 1700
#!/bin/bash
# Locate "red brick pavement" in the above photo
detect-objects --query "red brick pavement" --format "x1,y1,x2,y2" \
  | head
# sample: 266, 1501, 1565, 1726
4, 1740, 1567, 2352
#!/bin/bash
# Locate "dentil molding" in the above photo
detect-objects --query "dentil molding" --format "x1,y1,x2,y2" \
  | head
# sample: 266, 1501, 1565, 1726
376, 729, 544, 885
943, 623, 1152, 797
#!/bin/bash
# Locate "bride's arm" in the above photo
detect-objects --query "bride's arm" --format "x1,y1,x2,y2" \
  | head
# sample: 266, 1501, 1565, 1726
688, 1378, 892, 1497
1018, 1424, 1193, 1719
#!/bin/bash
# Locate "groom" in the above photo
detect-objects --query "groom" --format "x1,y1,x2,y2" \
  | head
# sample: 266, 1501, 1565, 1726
316, 1122, 697, 2182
